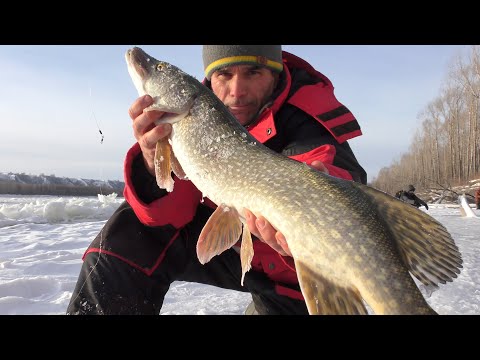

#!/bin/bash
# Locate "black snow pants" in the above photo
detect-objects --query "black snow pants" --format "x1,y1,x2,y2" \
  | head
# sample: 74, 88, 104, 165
66, 201, 308, 315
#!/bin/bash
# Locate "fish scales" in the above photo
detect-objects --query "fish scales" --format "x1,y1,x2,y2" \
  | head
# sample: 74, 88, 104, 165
125, 47, 463, 315
174, 110, 430, 313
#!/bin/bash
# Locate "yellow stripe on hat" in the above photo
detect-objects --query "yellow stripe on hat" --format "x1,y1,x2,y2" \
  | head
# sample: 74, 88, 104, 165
205, 55, 283, 77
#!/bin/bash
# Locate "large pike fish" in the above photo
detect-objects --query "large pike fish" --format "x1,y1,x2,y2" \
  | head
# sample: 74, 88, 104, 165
125, 46, 462, 315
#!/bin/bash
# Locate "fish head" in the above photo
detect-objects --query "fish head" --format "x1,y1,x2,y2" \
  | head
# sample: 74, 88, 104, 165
125, 47, 199, 123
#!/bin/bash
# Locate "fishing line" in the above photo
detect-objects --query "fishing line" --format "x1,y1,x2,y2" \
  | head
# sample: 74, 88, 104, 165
90, 87, 105, 145
90, 86, 104, 144
91, 112, 104, 145
89, 83, 107, 249
68, 86, 110, 311
89, 85, 106, 197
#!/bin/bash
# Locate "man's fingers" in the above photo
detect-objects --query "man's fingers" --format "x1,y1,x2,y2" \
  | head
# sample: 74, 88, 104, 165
244, 209, 260, 239
139, 124, 172, 149
255, 217, 278, 247
129, 95, 153, 120
133, 110, 166, 135
130, 95, 165, 138
275, 232, 292, 257
244, 209, 290, 256
310, 160, 328, 174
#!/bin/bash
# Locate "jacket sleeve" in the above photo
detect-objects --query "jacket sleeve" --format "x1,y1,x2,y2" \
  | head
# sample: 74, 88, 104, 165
123, 143, 203, 228
271, 109, 367, 184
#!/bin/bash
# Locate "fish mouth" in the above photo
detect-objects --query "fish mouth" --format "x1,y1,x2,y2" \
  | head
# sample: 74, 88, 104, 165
125, 47, 147, 79
126, 46, 196, 125
126, 47, 152, 96
126, 47, 149, 79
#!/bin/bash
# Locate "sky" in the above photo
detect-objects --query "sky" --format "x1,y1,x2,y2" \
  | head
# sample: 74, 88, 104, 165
0, 193, 479, 315
0, 45, 470, 183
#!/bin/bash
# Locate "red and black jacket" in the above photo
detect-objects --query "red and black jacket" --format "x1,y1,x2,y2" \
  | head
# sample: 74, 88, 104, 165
123, 51, 367, 300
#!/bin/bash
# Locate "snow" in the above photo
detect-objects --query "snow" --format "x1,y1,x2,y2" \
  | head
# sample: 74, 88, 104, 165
0, 194, 479, 315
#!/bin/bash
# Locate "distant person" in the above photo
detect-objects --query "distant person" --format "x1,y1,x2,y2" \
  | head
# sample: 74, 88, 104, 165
475, 188, 480, 210
395, 185, 429, 210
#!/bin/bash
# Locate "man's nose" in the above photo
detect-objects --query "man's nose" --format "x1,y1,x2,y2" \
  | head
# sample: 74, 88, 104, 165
229, 76, 248, 98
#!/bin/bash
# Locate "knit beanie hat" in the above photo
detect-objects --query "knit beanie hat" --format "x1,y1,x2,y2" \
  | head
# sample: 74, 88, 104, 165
203, 45, 283, 80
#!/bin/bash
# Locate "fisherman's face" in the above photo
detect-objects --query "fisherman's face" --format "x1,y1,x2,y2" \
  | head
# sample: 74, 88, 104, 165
210, 65, 278, 126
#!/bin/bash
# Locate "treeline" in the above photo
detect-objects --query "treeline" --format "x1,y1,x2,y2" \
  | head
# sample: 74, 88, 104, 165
372, 45, 480, 195
0, 180, 124, 197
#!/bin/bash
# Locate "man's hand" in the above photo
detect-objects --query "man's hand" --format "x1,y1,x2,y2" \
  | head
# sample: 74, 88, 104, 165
129, 95, 171, 176
244, 160, 329, 257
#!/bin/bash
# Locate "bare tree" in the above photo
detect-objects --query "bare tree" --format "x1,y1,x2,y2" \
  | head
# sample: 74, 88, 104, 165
371, 46, 480, 194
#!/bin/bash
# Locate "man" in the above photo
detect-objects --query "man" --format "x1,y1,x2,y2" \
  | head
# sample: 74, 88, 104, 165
475, 187, 480, 210
395, 184, 429, 210
66, 45, 367, 315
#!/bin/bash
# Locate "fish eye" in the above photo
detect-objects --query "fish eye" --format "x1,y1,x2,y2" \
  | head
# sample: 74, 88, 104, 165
156, 64, 164, 71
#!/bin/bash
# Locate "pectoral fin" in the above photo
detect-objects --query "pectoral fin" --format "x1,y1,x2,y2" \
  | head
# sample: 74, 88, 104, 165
197, 204, 242, 265
154, 138, 174, 192
295, 260, 368, 315
240, 224, 254, 286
